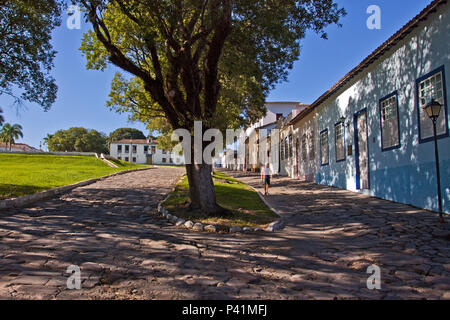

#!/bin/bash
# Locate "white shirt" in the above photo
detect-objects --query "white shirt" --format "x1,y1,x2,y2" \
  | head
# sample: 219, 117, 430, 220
263, 166, 272, 176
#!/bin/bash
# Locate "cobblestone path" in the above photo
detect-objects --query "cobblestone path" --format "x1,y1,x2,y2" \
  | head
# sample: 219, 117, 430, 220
0, 167, 448, 299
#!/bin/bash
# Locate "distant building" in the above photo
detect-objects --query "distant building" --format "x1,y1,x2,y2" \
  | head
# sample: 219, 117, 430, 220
0, 143, 40, 153
109, 139, 185, 165
244, 102, 307, 173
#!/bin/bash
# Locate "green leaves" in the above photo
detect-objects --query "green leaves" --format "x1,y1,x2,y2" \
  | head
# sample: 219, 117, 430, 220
77, 0, 345, 132
45, 127, 109, 153
0, 0, 63, 110
0, 123, 24, 150
108, 128, 146, 142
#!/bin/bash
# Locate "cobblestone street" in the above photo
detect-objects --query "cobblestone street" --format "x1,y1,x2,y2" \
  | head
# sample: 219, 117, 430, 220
0, 167, 449, 300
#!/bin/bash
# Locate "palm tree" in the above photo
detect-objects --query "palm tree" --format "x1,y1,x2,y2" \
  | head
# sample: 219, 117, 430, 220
0, 123, 23, 151
0, 108, 4, 126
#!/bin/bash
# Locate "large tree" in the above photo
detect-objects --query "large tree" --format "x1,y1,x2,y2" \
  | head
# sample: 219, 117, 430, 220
46, 127, 108, 153
77, 0, 345, 215
0, 0, 62, 110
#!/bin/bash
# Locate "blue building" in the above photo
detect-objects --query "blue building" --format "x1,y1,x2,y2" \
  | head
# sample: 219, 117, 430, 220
286, 0, 450, 214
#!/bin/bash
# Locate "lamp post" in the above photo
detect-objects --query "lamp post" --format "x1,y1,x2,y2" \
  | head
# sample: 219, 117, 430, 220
423, 99, 444, 223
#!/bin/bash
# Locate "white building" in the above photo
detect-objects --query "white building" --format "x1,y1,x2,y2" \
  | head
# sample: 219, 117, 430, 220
244, 102, 307, 172
110, 139, 185, 165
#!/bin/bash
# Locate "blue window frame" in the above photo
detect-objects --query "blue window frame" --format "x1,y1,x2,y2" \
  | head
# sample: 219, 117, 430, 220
335, 121, 346, 162
379, 91, 401, 152
416, 65, 449, 143
320, 129, 329, 166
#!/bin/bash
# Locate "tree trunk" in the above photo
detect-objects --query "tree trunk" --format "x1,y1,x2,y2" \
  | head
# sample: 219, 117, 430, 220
185, 163, 227, 217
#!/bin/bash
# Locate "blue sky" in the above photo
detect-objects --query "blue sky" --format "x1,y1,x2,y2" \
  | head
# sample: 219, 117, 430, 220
0, 0, 432, 149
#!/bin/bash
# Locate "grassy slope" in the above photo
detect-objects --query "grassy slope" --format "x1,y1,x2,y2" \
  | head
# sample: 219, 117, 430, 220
163, 171, 279, 229
0, 153, 150, 200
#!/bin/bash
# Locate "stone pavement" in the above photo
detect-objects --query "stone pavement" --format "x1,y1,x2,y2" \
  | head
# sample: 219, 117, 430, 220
0, 167, 448, 300
226, 171, 450, 300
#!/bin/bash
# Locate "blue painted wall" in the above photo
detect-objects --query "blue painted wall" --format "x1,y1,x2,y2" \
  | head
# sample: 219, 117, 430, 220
315, 3, 450, 214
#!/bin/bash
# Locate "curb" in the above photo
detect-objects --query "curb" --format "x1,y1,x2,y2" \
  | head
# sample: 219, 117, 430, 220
156, 175, 285, 234
0, 168, 154, 211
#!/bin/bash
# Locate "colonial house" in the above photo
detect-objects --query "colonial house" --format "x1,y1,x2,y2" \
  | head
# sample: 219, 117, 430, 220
110, 139, 185, 165
244, 102, 306, 172
282, 0, 450, 214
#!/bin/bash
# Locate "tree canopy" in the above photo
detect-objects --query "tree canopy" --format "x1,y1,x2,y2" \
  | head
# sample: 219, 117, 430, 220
0, 0, 63, 110
79, 0, 345, 131
46, 127, 108, 154
108, 127, 147, 143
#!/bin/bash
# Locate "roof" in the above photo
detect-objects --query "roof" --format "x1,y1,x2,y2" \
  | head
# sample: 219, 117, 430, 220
255, 121, 279, 131
111, 139, 157, 145
0, 143, 39, 152
290, 0, 447, 125
266, 101, 302, 105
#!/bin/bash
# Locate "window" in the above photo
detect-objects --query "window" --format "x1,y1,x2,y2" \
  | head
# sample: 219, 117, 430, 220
320, 129, 329, 166
117, 145, 122, 153
132, 157, 136, 163
284, 137, 289, 159
125, 145, 130, 153
301, 135, 307, 162
379, 92, 400, 151
125, 157, 129, 162
309, 133, 315, 161
132, 145, 137, 154
289, 134, 293, 158
276, 113, 283, 121
169, 158, 173, 164
144, 146, 149, 153
118, 157, 121, 160
162, 158, 167, 163
417, 66, 448, 142
162, 149, 167, 154
151, 146, 156, 154
335, 122, 346, 162
280, 138, 285, 161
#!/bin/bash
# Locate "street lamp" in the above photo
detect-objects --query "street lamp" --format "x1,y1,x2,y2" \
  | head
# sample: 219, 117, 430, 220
423, 98, 445, 223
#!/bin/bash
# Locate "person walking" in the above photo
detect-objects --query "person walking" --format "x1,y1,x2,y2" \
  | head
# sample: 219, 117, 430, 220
261, 163, 273, 196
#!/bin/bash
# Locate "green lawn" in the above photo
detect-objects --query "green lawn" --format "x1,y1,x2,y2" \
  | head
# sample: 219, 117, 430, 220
163, 171, 279, 229
0, 153, 150, 200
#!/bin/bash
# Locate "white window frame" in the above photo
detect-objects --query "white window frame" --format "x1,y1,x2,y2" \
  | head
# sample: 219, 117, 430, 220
417, 67, 448, 142
335, 122, 346, 162
379, 92, 400, 151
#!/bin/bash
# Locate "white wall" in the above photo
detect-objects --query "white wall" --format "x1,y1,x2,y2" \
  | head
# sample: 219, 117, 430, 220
292, 112, 319, 181
110, 142, 185, 165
